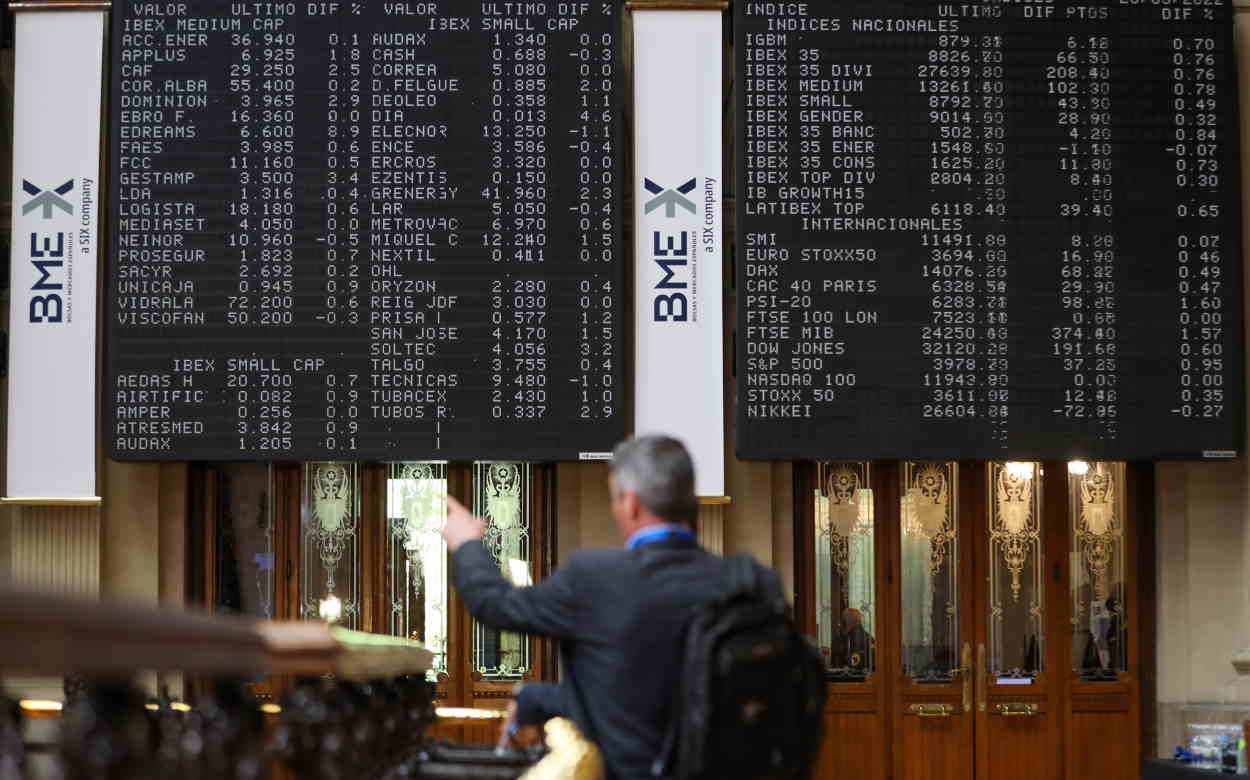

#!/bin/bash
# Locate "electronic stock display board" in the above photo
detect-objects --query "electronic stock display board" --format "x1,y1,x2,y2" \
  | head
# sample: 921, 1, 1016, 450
109, 1, 624, 461
736, 0, 1245, 460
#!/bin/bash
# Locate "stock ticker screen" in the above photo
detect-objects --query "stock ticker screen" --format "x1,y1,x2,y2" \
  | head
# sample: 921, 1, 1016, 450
108, 1, 624, 461
736, 0, 1245, 460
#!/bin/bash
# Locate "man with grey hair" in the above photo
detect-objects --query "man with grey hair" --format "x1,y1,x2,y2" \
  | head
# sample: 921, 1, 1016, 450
442, 435, 756, 779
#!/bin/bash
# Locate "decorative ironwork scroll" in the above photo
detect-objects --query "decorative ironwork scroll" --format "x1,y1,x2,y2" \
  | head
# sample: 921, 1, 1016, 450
993, 465, 1038, 602
987, 462, 1044, 679
301, 462, 360, 628
473, 462, 533, 679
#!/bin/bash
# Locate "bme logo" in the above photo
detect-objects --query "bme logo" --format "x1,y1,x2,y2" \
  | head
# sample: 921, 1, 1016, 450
22, 178, 73, 324
644, 177, 696, 217
23, 180, 73, 218
645, 178, 696, 322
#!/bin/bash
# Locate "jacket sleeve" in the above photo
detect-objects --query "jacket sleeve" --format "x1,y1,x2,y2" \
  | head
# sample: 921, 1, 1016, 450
451, 540, 582, 640
513, 682, 567, 727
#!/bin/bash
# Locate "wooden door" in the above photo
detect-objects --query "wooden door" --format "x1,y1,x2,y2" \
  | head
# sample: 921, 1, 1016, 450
887, 461, 1062, 780
891, 461, 975, 780
1062, 461, 1142, 780
798, 463, 892, 779
971, 462, 1062, 780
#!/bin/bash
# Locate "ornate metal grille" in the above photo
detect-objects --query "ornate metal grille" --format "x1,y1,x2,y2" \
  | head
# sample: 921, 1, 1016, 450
987, 462, 1044, 680
1070, 461, 1126, 679
385, 462, 449, 681
814, 462, 875, 679
472, 462, 533, 679
900, 461, 959, 683
300, 462, 360, 628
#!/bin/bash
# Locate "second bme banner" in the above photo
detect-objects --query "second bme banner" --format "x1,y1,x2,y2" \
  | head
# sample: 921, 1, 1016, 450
633, 7, 725, 497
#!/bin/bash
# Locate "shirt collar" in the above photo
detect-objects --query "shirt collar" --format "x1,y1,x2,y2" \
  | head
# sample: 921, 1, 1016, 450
625, 523, 697, 550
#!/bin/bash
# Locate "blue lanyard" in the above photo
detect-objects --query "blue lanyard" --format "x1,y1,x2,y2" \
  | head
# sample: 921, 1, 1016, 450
627, 526, 696, 550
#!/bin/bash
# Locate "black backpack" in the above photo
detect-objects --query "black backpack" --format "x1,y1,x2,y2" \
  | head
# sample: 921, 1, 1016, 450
653, 554, 827, 779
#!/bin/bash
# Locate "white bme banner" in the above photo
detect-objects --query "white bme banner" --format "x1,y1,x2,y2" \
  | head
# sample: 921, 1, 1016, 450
6, 10, 104, 501
633, 9, 725, 497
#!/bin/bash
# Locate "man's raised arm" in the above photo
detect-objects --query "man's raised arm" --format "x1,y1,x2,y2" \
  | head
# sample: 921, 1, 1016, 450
442, 496, 581, 640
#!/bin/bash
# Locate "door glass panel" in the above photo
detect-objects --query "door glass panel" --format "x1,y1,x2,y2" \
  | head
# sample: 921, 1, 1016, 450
900, 461, 959, 683
210, 464, 274, 619
472, 462, 533, 679
385, 462, 449, 681
301, 462, 360, 628
1069, 460, 1126, 680
814, 462, 875, 680
987, 461, 1044, 680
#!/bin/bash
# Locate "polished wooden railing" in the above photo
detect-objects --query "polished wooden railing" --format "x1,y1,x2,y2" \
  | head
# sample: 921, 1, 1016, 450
0, 587, 433, 679
0, 588, 599, 779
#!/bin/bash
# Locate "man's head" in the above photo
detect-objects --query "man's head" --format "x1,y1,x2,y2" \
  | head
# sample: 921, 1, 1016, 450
842, 608, 862, 632
609, 435, 697, 540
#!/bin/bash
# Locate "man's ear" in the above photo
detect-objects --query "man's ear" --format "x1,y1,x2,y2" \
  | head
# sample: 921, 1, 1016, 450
620, 490, 640, 522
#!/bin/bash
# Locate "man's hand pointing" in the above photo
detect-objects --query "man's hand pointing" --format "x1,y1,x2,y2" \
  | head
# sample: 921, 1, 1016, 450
441, 495, 486, 552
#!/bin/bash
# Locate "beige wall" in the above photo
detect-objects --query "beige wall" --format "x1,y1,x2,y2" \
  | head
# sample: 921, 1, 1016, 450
1156, 462, 1248, 706
100, 461, 187, 609
1155, 462, 1250, 755
556, 462, 618, 559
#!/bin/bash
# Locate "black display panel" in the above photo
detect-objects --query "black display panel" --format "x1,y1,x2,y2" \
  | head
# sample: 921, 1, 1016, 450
109, 2, 623, 461
736, 0, 1244, 460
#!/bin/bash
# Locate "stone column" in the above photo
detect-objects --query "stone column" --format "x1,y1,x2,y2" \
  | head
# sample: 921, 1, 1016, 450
1, 505, 101, 700
100, 460, 188, 696
697, 502, 726, 555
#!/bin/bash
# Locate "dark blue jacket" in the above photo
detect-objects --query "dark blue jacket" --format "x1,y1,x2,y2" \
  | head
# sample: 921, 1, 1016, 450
451, 535, 732, 779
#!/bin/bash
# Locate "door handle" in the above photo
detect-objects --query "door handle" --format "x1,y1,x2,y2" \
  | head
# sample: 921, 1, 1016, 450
910, 703, 955, 718
995, 702, 1040, 717
977, 642, 987, 713
960, 642, 972, 714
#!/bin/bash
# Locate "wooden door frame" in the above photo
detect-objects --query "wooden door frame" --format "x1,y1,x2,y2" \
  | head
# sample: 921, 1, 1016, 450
185, 462, 300, 701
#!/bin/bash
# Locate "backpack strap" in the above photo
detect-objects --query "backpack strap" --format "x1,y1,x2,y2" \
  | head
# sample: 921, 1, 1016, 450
724, 554, 759, 601
651, 710, 679, 778
724, 554, 786, 613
